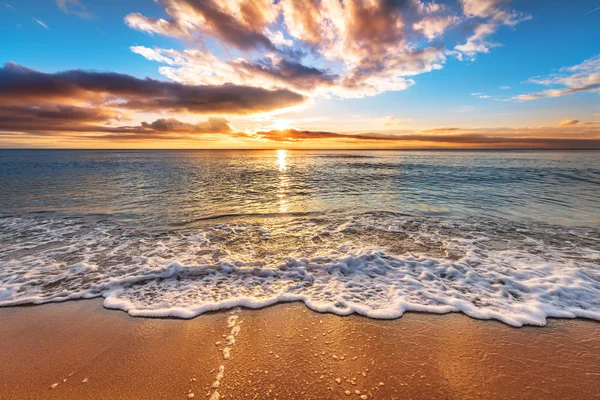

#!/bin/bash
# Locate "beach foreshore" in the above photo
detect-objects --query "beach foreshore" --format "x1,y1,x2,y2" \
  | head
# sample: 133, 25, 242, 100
0, 300, 598, 400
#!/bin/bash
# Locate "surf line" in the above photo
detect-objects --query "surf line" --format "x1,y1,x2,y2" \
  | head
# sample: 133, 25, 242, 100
208, 308, 242, 400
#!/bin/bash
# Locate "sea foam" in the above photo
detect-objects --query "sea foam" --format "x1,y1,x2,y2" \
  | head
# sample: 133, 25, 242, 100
0, 213, 599, 327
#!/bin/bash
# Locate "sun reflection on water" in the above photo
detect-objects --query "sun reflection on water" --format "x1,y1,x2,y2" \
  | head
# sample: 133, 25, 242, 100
276, 150, 289, 213
277, 149, 287, 172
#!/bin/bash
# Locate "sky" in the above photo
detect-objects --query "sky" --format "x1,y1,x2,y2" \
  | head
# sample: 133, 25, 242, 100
0, 0, 599, 149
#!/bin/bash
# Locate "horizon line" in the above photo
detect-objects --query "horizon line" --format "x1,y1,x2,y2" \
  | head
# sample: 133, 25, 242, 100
1, 148, 600, 151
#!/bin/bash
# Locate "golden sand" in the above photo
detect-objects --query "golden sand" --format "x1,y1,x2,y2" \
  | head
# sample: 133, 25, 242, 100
0, 300, 599, 399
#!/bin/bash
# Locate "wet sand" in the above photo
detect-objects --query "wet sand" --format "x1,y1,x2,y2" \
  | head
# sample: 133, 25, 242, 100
0, 300, 599, 400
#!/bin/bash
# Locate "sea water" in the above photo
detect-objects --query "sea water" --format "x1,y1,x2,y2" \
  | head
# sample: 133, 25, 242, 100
0, 150, 598, 326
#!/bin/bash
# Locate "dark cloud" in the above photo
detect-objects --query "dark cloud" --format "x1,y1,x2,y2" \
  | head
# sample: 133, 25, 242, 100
93, 117, 234, 141
0, 104, 124, 133
184, 0, 275, 50
140, 117, 232, 133
0, 63, 305, 114
236, 58, 338, 92
0, 110, 234, 140
0, 104, 119, 123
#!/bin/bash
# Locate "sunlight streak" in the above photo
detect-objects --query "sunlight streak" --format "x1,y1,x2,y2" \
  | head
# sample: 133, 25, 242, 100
276, 149, 289, 213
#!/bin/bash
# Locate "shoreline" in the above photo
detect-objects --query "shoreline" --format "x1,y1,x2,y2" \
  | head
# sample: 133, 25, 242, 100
1, 300, 599, 399
7, 296, 600, 327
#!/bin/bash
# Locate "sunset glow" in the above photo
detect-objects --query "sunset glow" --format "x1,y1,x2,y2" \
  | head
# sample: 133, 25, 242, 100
0, 1, 599, 149
1, 3, 600, 398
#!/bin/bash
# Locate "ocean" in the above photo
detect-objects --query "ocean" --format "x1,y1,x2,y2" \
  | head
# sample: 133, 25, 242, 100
0, 149, 599, 326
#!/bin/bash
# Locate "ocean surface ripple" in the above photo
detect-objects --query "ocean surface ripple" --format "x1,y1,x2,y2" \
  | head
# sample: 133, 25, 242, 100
1, 150, 599, 326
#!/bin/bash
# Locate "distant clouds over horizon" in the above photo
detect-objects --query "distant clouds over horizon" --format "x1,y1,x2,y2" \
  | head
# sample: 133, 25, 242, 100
0, 0, 598, 148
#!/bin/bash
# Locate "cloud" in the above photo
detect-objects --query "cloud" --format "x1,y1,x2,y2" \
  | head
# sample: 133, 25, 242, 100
125, 0, 278, 51
515, 84, 600, 101
33, 18, 49, 29
383, 116, 405, 127
0, 104, 125, 133
500, 86, 511, 90
559, 119, 581, 126
140, 117, 232, 133
253, 129, 424, 142
250, 127, 600, 149
420, 127, 462, 133
3, 107, 598, 149
56, 0, 91, 19
266, 29, 293, 47
454, 0, 531, 60
126, 0, 528, 98
558, 119, 600, 126
95, 117, 237, 142
0, 62, 306, 144
413, 15, 460, 40
515, 55, 600, 100
130, 45, 446, 98
0, 104, 235, 140
0, 62, 305, 115
460, 0, 508, 18
130, 46, 338, 95
124, 13, 193, 39
586, 6, 600, 15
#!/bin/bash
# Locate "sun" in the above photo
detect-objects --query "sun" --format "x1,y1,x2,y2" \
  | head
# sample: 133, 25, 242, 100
273, 119, 291, 131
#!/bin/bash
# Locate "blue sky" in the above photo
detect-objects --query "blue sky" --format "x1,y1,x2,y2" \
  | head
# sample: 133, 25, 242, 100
0, 0, 599, 148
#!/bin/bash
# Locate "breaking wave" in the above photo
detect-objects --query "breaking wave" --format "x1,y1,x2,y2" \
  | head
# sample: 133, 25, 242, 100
1, 212, 599, 327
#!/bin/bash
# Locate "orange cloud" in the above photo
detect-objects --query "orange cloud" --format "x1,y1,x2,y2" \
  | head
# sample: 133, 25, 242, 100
420, 127, 462, 133
558, 119, 600, 126
3, 123, 600, 149
250, 128, 600, 149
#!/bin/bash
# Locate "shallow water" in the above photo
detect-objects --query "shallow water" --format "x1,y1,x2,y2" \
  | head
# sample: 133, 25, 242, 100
1, 150, 599, 326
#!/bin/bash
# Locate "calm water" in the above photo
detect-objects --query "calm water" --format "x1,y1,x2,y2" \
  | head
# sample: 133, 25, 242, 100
1, 150, 599, 228
0, 150, 599, 326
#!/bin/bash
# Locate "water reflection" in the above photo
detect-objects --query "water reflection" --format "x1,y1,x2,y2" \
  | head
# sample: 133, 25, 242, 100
277, 149, 287, 172
277, 150, 289, 213
1, 150, 599, 228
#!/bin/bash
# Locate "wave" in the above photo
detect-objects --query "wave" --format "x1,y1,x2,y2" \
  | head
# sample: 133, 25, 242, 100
1, 213, 599, 327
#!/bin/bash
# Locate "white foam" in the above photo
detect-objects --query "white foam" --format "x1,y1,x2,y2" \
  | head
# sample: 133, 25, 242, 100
210, 365, 225, 399
1, 215, 599, 327
222, 347, 231, 360
227, 315, 238, 328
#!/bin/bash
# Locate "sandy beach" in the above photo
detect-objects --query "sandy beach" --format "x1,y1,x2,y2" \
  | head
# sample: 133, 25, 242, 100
0, 301, 598, 400
2, 0, 600, 397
